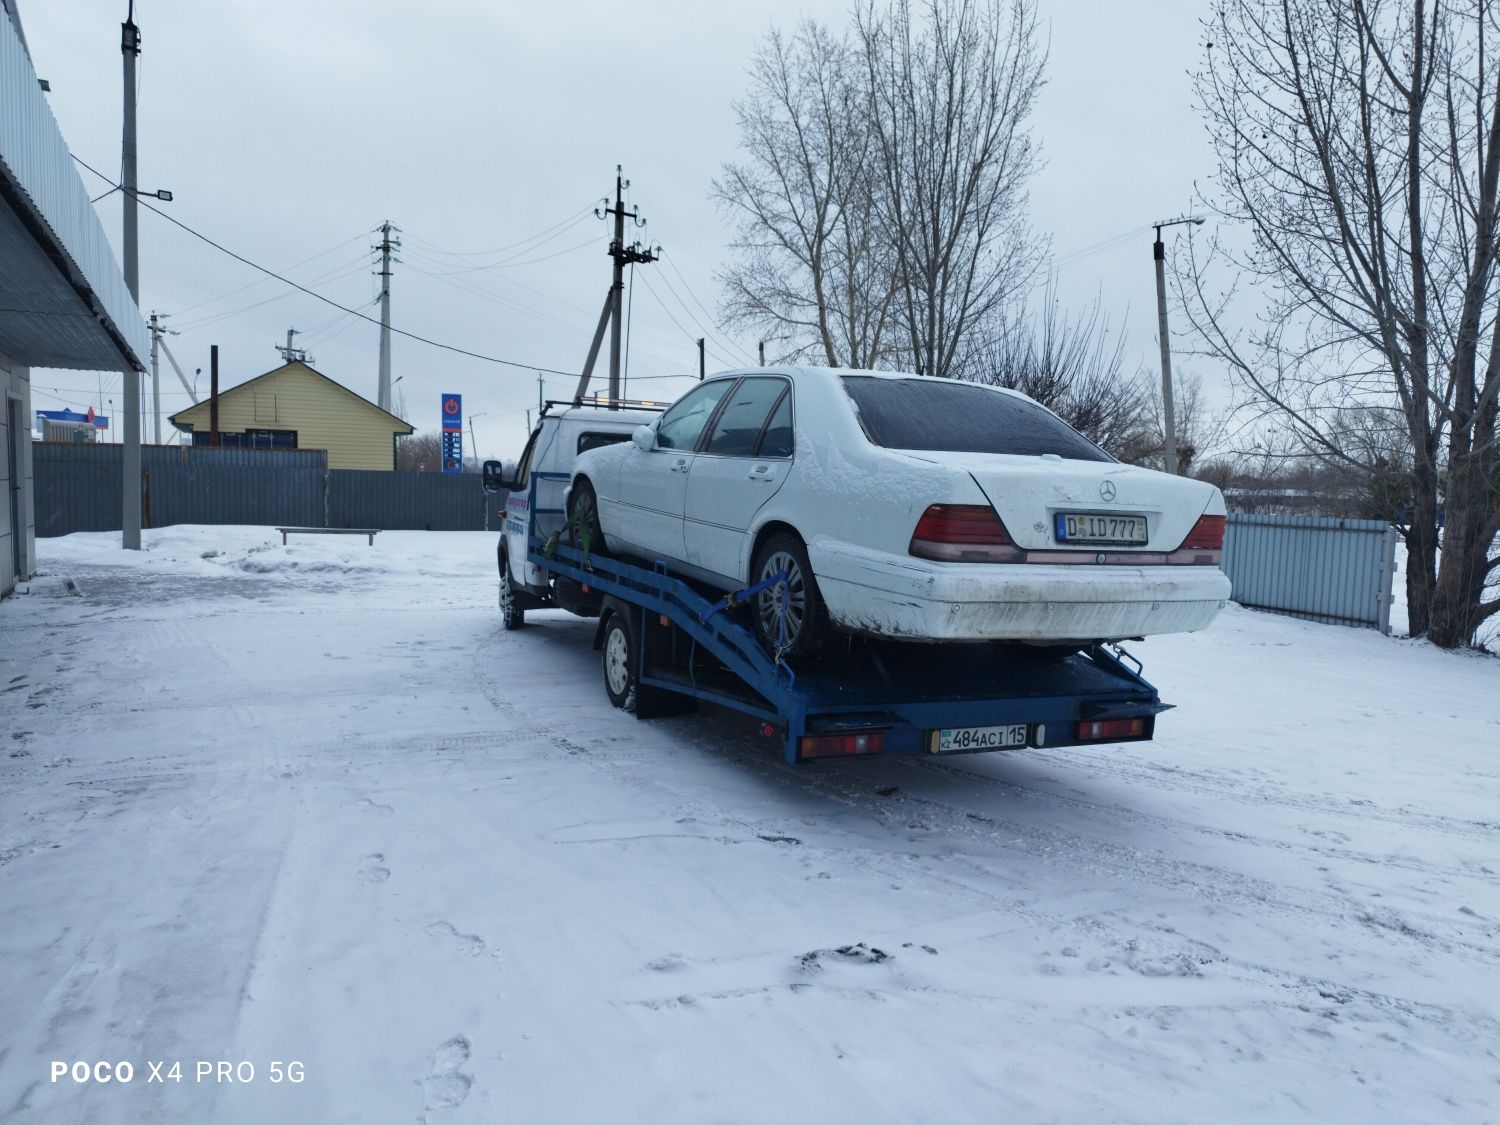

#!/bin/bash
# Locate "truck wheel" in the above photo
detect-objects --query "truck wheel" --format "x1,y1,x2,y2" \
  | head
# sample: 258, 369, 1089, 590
752, 532, 830, 662
499, 546, 525, 630
601, 611, 638, 710
568, 479, 608, 555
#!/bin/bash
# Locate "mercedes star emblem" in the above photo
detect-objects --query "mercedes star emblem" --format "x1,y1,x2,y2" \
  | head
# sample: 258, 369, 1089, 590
1100, 480, 1117, 501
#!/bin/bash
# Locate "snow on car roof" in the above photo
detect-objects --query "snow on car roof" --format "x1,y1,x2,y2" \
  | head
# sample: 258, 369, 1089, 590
705, 365, 1035, 403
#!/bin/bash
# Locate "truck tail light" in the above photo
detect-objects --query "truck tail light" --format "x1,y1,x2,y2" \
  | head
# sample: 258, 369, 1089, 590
798, 731, 886, 759
1166, 514, 1225, 565
1076, 718, 1146, 741
909, 505, 1023, 563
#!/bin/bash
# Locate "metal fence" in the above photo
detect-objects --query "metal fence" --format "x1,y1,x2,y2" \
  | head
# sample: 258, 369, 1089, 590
1223, 512, 1399, 633
33, 443, 496, 536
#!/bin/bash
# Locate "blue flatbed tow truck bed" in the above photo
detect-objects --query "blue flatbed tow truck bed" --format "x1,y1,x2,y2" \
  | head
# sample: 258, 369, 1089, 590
520, 472, 1171, 765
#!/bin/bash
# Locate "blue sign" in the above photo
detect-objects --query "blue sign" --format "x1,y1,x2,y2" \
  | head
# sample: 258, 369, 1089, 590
441, 394, 463, 473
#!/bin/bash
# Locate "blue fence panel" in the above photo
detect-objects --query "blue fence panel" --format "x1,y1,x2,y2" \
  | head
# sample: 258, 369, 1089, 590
1222, 512, 1398, 632
33, 443, 499, 535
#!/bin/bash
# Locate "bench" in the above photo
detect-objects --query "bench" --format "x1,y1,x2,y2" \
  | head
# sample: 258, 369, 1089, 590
275, 527, 380, 546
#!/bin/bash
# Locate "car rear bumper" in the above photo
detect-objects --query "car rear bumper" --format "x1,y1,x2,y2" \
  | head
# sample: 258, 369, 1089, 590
807, 539, 1231, 642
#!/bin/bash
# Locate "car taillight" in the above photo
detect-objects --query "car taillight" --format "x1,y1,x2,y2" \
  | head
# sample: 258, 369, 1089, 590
1180, 515, 1225, 550
798, 731, 886, 759
1166, 514, 1225, 565
1076, 718, 1146, 741
909, 505, 1024, 562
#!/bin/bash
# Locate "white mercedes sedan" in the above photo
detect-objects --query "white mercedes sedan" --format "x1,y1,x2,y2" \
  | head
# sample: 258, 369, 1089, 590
569, 368, 1230, 659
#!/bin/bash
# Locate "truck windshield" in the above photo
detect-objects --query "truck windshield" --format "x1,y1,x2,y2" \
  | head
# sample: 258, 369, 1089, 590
841, 376, 1112, 462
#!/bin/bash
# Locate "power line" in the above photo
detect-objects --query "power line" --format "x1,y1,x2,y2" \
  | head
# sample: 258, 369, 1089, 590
659, 250, 756, 365
636, 270, 739, 369
405, 204, 597, 259
168, 233, 368, 317
72, 154, 578, 378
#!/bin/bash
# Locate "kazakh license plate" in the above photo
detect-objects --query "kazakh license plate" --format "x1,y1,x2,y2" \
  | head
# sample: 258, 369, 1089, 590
935, 724, 1029, 753
1056, 512, 1149, 545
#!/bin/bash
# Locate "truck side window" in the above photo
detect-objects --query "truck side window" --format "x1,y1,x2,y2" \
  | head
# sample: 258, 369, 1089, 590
578, 431, 631, 456
655, 380, 735, 450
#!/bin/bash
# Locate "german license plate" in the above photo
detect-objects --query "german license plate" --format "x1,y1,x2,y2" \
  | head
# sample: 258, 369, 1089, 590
936, 724, 1028, 752
1056, 512, 1148, 545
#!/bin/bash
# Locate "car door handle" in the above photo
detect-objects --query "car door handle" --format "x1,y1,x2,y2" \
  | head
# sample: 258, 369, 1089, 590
748, 464, 776, 481
670, 458, 690, 473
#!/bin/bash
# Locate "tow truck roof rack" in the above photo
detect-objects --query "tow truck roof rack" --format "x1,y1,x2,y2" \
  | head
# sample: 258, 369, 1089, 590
541, 397, 669, 418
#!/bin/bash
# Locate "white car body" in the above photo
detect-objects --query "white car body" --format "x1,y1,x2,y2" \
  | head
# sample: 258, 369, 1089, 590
573, 368, 1232, 645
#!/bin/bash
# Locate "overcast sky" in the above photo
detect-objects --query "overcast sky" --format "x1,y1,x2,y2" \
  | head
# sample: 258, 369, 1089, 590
21, 0, 1215, 459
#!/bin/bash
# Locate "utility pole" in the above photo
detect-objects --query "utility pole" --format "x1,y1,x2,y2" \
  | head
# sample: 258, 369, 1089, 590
276, 328, 311, 365
758, 340, 765, 366
120, 2, 142, 549
148, 312, 163, 445
600, 167, 657, 406
1152, 215, 1204, 475
537, 371, 544, 414
467, 412, 487, 468
375, 220, 400, 412
697, 338, 705, 380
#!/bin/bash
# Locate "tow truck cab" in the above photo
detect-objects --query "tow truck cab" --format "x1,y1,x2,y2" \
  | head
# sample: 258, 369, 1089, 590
483, 401, 661, 604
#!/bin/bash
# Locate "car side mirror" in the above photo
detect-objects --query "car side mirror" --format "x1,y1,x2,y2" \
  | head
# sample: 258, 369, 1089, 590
481, 460, 511, 494
632, 425, 654, 452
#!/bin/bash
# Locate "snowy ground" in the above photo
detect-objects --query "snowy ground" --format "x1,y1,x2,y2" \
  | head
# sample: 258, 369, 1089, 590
2, 527, 1498, 1124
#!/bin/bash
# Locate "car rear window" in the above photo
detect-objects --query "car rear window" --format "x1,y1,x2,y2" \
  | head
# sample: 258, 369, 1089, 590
840, 376, 1112, 462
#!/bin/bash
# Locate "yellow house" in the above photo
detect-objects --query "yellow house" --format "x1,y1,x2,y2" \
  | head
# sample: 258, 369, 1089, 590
169, 361, 414, 470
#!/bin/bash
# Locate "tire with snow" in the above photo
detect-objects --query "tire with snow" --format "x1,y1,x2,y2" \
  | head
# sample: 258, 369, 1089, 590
568, 479, 608, 556
751, 532, 831, 662
499, 545, 525, 630
601, 610, 638, 711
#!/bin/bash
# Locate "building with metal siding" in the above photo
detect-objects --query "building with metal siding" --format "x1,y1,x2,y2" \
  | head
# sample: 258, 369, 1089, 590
1, 1, 150, 597
168, 361, 416, 471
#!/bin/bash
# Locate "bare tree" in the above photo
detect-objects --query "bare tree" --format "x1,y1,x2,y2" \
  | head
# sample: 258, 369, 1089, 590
1126, 370, 1227, 475
1183, 0, 1500, 647
858, 0, 1048, 378
966, 289, 1151, 456
713, 23, 896, 366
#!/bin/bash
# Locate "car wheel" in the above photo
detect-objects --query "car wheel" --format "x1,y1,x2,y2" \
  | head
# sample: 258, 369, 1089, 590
499, 546, 525, 630
751, 532, 830, 661
601, 611, 637, 711
568, 479, 608, 555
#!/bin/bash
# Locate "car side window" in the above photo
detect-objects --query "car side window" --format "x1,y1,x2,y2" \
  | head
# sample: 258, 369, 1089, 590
755, 389, 793, 458
655, 381, 736, 450
704, 378, 787, 457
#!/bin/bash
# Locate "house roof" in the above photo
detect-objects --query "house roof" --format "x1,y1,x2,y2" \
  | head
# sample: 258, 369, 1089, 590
168, 361, 416, 434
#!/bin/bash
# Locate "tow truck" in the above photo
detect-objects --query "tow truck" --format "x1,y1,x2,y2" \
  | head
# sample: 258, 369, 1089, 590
484, 397, 1171, 766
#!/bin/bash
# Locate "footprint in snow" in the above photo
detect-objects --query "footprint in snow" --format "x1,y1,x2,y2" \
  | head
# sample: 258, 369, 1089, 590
358, 853, 390, 884
421, 1035, 473, 1110
426, 921, 486, 957
357, 797, 395, 818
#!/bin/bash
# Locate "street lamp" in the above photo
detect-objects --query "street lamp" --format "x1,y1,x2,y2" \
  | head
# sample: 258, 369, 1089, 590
1152, 215, 1205, 475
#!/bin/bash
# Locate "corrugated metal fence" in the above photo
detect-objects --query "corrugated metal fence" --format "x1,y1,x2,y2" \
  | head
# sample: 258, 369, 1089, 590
33, 443, 496, 535
1223, 512, 1399, 633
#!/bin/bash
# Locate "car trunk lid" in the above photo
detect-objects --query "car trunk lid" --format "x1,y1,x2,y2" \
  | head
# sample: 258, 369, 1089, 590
917, 453, 1217, 552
